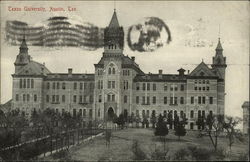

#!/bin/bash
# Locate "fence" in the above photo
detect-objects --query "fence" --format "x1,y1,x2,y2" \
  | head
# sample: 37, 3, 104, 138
0, 128, 104, 160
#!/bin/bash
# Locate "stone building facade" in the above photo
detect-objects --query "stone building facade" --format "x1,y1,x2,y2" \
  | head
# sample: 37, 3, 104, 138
11, 10, 227, 129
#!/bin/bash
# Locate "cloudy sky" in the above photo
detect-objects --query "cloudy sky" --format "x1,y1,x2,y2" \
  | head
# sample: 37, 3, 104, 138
0, 1, 249, 119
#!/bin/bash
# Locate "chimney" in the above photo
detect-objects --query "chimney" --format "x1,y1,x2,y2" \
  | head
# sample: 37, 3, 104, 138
131, 56, 135, 61
178, 68, 185, 76
159, 69, 163, 79
68, 68, 72, 77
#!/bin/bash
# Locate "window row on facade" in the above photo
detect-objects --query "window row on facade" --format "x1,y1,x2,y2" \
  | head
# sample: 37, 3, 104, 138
46, 94, 93, 104
46, 82, 94, 90
19, 78, 34, 89
194, 86, 210, 91
15, 94, 37, 102
135, 96, 214, 105
136, 83, 185, 91
194, 80, 210, 84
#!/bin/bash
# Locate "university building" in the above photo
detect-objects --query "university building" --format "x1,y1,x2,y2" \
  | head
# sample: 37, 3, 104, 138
11, 10, 227, 129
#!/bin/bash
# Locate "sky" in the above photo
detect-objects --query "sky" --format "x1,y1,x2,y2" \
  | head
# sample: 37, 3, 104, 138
0, 1, 249, 121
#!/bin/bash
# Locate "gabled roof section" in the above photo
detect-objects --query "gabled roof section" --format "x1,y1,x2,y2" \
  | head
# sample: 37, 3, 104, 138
189, 61, 216, 77
16, 61, 51, 75
108, 10, 119, 28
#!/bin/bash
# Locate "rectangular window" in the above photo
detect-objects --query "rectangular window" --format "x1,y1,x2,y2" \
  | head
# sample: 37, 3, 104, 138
89, 109, 92, 118
175, 87, 178, 91
74, 82, 77, 90
164, 97, 167, 104
23, 94, 26, 101
20, 79, 22, 88
191, 97, 194, 104
84, 82, 87, 89
194, 86, 197, 91
62, 82, 66, 89
174, 97, 177, 105
46, 95, 49, 102
47, 82, 50, 89
107, 94, 111, 102
57, 82, 60, 89
136, 96, 139, 104
79, 109, 82, 117
202, 96, 206, 104
209, 97, 213, 104
112, 94, 115, 102
31, 79, 34, 88
180, 97, 184, 104
108, 81, 111, 89
62, 95, 65, 102
52, 95, 55, 102
147, 96, 150, 105
83, 109, 86, 117
190, 110, 194, 118
152, 96, 156, 104
142, 83, 146, 91
27, 79, 30, 88
203, 87, 205, 91
80, 83, 83, 90
52, 82, 55, 89
181, 84, 184, 91
112, 81, 115, 89
136, 83, 140, 90
23, 79, 26, 88
56, 95, 59, 102
15, 94, 19, 101
84, 95, 87, 103
202, 110, 205, 118
147, 83, 150, 91
199, 87, 201, 91
79, 95, 82, 103
164, 85, 167, 91
99, 95, 102, 102
34, 94, 37, 102
73, 109, 76, 118
27, 94, 30, 102
198, 96, 201, 104
153, 83, 156, 91
124, 95, 128, 103
207, 86, 209, 91
73, 95, 77, 103
170, 97, 173, 104
142, 96, 146, 104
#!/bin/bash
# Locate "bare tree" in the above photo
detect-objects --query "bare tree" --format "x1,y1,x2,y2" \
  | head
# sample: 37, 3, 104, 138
223, 116, 243, 151
205, 114, 224, 151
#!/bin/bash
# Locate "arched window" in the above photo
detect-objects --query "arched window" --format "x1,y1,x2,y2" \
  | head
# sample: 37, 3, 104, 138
112, 67, 115, 74
108, 67, 112, 74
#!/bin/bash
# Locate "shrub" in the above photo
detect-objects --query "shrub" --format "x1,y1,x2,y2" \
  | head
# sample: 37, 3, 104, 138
131, 140, 147, 160
173, 147, 191, 160
151, 147, 170, 160
187, 145, 211, 160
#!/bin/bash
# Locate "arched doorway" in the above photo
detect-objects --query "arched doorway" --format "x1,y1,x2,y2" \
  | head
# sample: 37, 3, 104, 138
107, 107, 115, 121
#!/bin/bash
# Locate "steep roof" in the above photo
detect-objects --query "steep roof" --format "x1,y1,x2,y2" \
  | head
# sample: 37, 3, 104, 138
189, 61, 216, 77
16, 61, 51, 75
216, 38, 223, 51
108, 10, 119, 28
0, 99, 12, 113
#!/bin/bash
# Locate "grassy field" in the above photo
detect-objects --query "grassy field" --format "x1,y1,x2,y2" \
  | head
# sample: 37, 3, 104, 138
42, 128, 249, 161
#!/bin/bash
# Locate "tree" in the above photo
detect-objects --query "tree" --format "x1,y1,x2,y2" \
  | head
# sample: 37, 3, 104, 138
205, 114, 224, 151
196, 115, 206, 137
167, 111, 173, 129
223, 116, 243, 151
150, 111, 157, 128
114, 113, 125, 129
155, 114, 168, 150
174, 114, 187, 140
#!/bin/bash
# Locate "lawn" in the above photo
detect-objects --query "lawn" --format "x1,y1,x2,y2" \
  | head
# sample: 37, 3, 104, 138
41, 128, 249, 161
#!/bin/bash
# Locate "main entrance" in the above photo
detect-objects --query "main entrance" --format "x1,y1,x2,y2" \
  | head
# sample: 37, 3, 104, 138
107, 107, 115, 121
